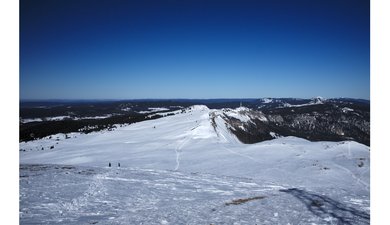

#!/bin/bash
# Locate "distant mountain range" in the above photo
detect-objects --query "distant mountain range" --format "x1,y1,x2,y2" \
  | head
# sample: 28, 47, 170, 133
20, 98, 369, 145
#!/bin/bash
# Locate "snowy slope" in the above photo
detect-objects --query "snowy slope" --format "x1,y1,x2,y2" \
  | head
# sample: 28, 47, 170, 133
20, 105, 370, 224
20, 164, 369, 225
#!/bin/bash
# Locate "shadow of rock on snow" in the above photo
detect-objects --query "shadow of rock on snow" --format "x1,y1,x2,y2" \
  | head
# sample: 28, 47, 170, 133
280, 188, 369, 225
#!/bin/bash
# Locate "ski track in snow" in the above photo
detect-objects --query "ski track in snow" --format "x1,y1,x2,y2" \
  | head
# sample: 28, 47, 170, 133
174, 148, 180, 171
332, 164, 370, 191
174, 127, 195, 171
174, 138, 185, 171
222, 146, 259, 163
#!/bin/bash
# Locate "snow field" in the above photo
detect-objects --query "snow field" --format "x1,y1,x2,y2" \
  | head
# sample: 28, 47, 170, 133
20, 105, 370, 224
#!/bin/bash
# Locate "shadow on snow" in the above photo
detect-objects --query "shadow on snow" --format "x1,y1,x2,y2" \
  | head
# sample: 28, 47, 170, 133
280, 188, 369, 225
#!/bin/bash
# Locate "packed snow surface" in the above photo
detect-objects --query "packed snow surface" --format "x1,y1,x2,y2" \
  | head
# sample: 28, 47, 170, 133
20, 105, 370, 224
20, 164, 369, 225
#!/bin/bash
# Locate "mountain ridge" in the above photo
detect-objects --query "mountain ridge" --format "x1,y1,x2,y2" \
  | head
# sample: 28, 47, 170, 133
20, 98, 370, 145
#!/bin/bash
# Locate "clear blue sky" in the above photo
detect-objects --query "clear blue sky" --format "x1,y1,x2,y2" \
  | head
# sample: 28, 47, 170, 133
20, 0, 370, 100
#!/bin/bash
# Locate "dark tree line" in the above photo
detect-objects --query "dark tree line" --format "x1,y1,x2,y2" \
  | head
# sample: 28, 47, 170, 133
20, 114, 162, 142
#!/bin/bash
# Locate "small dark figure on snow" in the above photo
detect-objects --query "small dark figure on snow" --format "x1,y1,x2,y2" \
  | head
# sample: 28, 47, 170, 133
118, 163, 120, 167
108, 162, 111, 167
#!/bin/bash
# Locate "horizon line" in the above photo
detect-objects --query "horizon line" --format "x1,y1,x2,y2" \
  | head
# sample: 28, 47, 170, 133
19, 97, 370, 102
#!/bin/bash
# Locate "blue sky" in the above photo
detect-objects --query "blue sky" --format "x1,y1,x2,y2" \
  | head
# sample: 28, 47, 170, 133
20, 0, 370, 100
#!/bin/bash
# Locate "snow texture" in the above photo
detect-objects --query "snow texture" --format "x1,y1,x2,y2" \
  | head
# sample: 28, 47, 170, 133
20, 164, 369, 225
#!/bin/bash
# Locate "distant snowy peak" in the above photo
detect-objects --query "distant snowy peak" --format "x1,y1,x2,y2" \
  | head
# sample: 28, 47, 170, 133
279, 97, 326, 108
257, 97, 328, 109
310, 96, 326, 104
260, 98, 273, 103
188, 105, 209, 111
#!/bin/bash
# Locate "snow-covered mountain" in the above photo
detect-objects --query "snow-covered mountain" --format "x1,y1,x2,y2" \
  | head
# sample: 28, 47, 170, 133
210, 104, 369, 145
20, 98, 370, 145
20, 105, 370, 224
